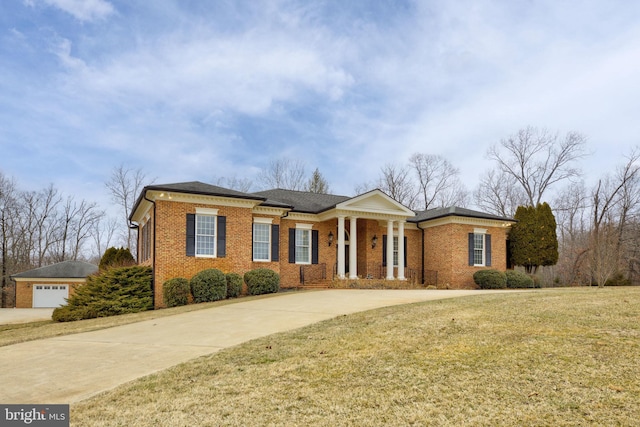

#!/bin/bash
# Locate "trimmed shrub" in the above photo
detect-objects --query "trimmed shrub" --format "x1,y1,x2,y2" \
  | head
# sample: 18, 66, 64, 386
473, 269, 507, 289
226, 273, 243, 298
52, 266, 152, 322
163, 278, 191, 307
505, 270, 535, 289
190, 269, 227, 303
244, 268, 280, 295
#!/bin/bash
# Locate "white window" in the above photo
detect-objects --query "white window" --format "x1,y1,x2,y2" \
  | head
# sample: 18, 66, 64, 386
393, 236, 399, 267
253, 223, 271, 261
473, 233, 485, 266
295, 228, 311, 264
196, 214, 216, 257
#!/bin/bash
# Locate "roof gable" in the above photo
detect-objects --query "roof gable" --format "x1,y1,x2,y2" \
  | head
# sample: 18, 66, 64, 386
336, 189, 416, 217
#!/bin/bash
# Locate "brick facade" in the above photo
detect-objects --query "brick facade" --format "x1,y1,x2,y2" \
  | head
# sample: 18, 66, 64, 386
424, 222, 509, 289
132, 183, 515, 308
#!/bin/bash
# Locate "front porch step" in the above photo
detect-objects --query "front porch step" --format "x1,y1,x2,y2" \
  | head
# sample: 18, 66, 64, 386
299, 281, 331, 289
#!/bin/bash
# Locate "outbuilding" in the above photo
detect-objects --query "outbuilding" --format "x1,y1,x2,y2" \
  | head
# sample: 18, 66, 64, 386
11, 261, 98, 308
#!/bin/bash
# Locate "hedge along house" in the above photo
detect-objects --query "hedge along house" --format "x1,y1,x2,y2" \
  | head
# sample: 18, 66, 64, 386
12, 261, 99, 308
129, 181, 516, 308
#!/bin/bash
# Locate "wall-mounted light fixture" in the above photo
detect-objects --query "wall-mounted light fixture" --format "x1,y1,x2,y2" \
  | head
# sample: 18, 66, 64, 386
371, 234, 378, 249
328, 231, 334, 246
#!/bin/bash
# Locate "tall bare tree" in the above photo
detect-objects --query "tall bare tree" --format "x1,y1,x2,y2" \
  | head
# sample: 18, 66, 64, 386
589, 148, 640, 286
474, 169, 528, 217
105, 165, 152, 251
257, 158, 307, 191
409, 153, 469, 210
53, 196, 103, 262
487, 127, 588, 207
212, 175, 253, 193
0, 172, 18, 307
376, 163, 418, 208
553, 181, 591, 285
91, 215, 119, 263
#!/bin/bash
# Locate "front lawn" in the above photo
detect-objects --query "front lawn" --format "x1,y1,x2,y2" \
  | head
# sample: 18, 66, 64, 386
71, 288, 640, 426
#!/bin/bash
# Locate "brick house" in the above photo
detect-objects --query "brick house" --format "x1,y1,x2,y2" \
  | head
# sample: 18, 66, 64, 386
129, 182, 516, 308
12, 261, 98, 308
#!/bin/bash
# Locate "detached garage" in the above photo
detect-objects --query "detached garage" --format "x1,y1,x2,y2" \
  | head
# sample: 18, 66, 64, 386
12, 261, 98, 308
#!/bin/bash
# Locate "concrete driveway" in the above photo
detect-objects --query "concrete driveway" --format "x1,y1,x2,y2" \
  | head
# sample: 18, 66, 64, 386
0, 308, 54, 324
0, 289, 502, 404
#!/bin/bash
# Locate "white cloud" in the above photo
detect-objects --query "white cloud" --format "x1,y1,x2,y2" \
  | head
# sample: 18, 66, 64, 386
42, 0, 114, 22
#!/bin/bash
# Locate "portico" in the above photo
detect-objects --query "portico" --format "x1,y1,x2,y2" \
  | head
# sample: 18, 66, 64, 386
320, 190, 415, 281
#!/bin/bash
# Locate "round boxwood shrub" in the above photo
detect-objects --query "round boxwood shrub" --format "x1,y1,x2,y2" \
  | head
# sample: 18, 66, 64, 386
505, 270, 535, 289
163, 277, 191, 307
244, 268, 280, 295
473, 269, 507, 289
226, 272, 243, 298
190, 269, 227, 303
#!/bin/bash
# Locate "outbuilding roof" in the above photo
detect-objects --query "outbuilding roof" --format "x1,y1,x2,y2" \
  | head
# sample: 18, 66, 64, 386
11, 261, 98, 279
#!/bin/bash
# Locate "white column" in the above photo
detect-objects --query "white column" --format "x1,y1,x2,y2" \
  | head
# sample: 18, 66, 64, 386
397, 221, 406, 280
386, 219, 395, 280
337, 216, 346, 279
349, 217, 358, 279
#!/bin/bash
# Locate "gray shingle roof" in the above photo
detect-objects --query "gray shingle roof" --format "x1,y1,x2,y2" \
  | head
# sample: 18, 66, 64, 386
130, 180, 515, 223
253, 189, 351, 213
11, 261, 98, 279
410, 206, 515, 223
146, 181, 265, 200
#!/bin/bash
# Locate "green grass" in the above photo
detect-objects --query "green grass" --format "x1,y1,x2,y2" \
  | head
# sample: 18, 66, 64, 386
71, 288, 640, 426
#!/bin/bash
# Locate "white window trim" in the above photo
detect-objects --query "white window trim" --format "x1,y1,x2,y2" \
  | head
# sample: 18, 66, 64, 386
254, 217, 273, 224
196, 207, 219, 215
253, 222, 271, 262
473, 229, 487, 267
295, 226, 312, 265
195, 212, 217, 258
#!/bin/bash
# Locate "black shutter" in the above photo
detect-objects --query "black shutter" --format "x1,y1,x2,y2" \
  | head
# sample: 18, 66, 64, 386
186, 214, 195, 257
288, 228, 296, 263
382, 235, 387, 267
404, 236, 408, 267
271, 224, 280, 262
468, 233, 474, 266
485, 234, 492, 266
312, 230, 319, 265
251, 223, 255, 260
217, 216, 226, 257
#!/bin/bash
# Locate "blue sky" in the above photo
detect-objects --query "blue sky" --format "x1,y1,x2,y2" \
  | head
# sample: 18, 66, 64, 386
1, 0, 639, 211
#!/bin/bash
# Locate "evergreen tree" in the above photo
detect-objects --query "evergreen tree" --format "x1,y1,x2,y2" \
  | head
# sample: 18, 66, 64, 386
510, 202, 558, 274
306, 168, 330, 194
99, 246, 135, 270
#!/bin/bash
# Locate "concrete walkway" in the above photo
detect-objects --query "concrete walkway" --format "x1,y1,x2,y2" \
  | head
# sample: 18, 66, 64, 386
0, 289, 501, 404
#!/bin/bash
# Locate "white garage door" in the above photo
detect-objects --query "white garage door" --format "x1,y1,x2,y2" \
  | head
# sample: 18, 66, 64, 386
33, 285, 69, 308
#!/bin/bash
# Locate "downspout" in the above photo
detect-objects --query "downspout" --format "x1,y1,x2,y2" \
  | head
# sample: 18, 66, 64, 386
143, 192, 157, 308
417, 222, 425, 286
